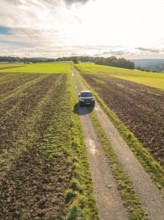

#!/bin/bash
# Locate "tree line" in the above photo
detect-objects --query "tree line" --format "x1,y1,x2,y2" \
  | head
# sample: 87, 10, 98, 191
56, 56, 135, 69
0, 55, 135, 70
0, 56, 54, 63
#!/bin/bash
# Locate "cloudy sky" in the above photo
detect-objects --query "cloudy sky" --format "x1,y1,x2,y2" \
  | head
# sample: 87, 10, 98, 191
0, 0, 164, 58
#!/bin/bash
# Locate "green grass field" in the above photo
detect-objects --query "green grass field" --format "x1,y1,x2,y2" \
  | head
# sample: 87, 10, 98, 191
0, 62, 23, 69
0, 62, 70, 74
75, 63, 164, 90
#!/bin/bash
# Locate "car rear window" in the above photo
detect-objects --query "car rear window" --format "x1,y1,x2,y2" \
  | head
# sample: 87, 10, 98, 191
81, 92, 92, 97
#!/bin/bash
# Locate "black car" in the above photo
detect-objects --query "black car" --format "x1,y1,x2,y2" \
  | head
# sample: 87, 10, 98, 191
79, 90, 95, 106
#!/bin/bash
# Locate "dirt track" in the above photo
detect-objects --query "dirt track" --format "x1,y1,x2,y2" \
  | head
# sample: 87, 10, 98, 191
72, 72, 128, 220
72, 70, 164, 220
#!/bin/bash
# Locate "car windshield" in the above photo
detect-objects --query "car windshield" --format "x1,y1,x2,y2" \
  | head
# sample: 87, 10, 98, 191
81, 92, 92, 97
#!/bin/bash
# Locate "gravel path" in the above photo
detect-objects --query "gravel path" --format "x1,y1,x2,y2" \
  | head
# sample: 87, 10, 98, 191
73, 73, 128, 220
94, 103, 164, 220
73, 70, 164, 220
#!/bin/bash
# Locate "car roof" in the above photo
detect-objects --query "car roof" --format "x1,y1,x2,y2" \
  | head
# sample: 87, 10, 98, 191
80, 90, 92, 93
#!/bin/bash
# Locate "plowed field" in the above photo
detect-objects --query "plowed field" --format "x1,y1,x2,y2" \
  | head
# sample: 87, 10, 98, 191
0, 73, 73, 219
0, 66, 98, 219
81, 74, 164, 166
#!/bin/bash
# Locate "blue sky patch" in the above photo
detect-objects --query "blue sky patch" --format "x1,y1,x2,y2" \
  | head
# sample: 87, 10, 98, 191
0, 39, 33, 48
0, 26, 12, 35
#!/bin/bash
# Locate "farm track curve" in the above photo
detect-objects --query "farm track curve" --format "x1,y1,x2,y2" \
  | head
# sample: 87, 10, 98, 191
72, 70, 164, 220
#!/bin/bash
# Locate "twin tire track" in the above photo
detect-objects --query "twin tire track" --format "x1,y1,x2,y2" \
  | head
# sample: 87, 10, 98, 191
73, 72, 128, 219
72, 70, 164, 220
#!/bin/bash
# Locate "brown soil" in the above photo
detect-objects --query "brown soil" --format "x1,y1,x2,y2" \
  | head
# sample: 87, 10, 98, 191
0, 73, 72, 219
0, 147, 69, 219
0, 74, 57, 153
0, 73, 41, 96
0, 72, 19, 81
82, 74, 164, 166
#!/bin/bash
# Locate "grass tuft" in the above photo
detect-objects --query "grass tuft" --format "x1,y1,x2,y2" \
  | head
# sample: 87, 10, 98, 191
65, 189, 77, 204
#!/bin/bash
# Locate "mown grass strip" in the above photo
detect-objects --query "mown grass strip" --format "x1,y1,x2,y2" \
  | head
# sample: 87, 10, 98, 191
88, 109, 148, 220
74, 66, 164, 195
0, 62, 70, 74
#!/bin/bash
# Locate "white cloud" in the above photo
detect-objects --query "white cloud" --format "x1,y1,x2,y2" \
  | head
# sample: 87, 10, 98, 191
0, 0, 164, 58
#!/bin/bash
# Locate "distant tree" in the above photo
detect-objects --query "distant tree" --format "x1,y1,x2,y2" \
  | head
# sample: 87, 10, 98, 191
72, 57, 79, 64
95, 57, 105, 65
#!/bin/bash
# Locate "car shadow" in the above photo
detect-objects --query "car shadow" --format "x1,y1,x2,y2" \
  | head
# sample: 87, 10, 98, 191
73, 103, 95, 116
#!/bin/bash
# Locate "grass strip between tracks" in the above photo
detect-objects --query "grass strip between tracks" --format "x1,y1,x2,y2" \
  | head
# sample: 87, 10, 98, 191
66, 71, 99, 219
74, 66, 164, 195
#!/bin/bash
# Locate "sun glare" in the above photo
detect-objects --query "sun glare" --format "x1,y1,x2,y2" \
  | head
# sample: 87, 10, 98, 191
0, 0, 164, 57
